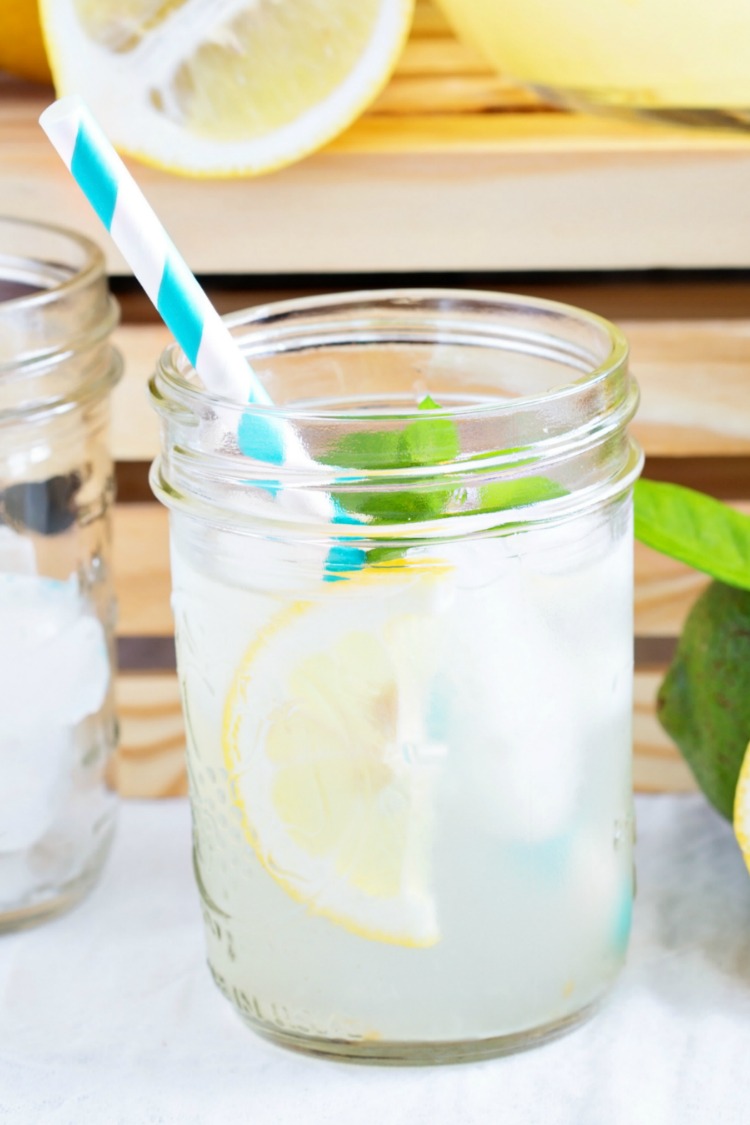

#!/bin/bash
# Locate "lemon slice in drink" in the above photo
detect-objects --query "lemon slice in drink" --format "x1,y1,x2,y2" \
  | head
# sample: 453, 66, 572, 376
39, 0, 414, 176
222, 560, 449, 946
734, 741, 750, 876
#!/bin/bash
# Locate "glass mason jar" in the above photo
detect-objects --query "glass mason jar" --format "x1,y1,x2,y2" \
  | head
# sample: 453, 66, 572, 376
150, 290, 642, 1063
0, 217, 121, 931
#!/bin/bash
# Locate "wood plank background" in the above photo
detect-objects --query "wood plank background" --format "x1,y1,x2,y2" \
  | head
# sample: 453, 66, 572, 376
5, 0, 750, 273
3, 0, 749, 798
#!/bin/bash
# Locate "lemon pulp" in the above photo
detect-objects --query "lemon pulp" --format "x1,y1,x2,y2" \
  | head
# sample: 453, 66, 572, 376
221, 561, 450, 947
40, 0, 414, 175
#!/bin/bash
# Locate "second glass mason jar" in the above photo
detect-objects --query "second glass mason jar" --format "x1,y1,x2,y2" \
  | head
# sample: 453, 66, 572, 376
0, 217, 121, 930
150, 290, 642, 1063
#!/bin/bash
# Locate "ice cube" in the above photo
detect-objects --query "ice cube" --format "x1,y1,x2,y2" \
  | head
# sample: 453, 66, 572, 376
522, 518, 634, 733
0, 727, 73, 852
442, 540, 586, 841
0, 575, 109, 736
0, 575, 109, 854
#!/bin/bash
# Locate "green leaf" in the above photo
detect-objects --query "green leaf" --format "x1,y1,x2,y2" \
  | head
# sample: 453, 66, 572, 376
325, 396, 566, 527
634, 479, 750, 592
325, 395, 460, 523
398, 394, 460, 467
339, 484, 454, 524
657, 581, 750, 819
479, 476, 568, 512
417, 394, 440, 411
324, 428, 403, 472
366, 546, 407, 566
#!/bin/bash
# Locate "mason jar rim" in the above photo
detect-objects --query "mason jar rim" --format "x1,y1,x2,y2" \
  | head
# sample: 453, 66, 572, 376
155, 287, 629, 422
150, 288, 641, 538
0, 216, 122, 422
0, 215, 107, 318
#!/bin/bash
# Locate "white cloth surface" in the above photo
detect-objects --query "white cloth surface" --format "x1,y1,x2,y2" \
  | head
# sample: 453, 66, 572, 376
1, 794, 749, 1125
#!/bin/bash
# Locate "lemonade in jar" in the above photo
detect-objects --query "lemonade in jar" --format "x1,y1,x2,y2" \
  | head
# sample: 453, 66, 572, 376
150, 290, 642, 1062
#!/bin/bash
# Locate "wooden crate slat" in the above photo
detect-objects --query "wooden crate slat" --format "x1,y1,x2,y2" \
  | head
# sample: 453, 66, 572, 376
114, 503, 749, 640
371, 74, 547, 115
114, 504, 172, 637
111, 325, 164, 462
632, 671, 697, 794
634, 544, 711, 637
626, 320, 750, 456
114, 670, 697, 798
108, 276, 750, 324
110, 318, 750, 461
633, 509, 750, 633
4, 80, 750, 273
116, 450, 750, 505
411, 0, 455, 38
329, 111, 750, 154
396, 36, 493, 77
113, 675, 188, 798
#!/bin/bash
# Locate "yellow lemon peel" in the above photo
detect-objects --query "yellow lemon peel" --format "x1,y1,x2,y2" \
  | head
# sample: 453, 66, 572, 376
39, 0, 414, 176
733, 740, 750, 875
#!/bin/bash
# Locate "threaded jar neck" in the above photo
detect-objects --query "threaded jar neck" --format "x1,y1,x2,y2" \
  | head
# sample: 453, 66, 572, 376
150, 289, 642, 539
0, 217, 121, 423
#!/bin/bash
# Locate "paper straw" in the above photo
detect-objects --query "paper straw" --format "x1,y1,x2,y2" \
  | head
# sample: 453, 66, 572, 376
39, 96, 283, 465
40, 96, 366, 576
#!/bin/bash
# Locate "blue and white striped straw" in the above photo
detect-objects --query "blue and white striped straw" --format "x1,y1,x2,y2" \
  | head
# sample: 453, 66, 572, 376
40, 97, 366, 577
39, 96, 283, 465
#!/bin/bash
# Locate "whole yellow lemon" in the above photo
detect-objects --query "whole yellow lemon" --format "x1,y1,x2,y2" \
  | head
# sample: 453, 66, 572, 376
0, 1, 52, 84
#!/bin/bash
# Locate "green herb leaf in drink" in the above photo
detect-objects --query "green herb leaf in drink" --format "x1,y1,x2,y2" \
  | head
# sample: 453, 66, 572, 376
327, 395, 566, 527
400, 394, 460, 467
478, 476, 568, 511
325, 395, 459, 525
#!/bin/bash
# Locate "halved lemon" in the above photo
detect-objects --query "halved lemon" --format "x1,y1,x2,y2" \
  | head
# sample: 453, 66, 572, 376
734, 740, 750, 877
222, 559, 450, 946
39, 0, 414, 176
